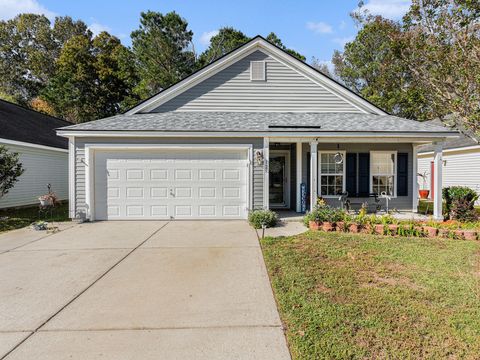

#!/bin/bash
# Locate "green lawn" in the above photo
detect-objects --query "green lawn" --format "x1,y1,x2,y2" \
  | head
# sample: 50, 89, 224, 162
261, 231, 480, 359
0, 202, 70, 233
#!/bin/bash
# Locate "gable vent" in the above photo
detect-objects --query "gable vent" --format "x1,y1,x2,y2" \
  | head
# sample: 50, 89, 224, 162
250, 61, 266, 81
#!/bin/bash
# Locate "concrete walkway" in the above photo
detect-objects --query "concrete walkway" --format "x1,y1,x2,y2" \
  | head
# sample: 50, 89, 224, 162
0, 221, 290, 360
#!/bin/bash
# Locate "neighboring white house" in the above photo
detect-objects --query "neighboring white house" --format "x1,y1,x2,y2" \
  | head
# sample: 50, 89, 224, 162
0, 99, 70, 209
417, 134, 480, 204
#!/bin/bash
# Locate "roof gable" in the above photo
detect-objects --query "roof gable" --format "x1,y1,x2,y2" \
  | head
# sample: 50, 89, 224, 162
126, 36, 387, 115
150, 50, 362, 113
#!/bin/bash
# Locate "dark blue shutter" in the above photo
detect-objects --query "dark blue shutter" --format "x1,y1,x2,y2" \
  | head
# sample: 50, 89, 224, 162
397, 153, 408, 196
358, 153, 370, 196
346, 153, 357, 196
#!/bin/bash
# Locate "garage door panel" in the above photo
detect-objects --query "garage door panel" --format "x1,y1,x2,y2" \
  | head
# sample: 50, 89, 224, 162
95, 150, 248, 220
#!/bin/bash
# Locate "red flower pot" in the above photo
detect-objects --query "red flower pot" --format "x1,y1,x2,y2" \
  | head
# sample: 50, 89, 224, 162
462, 230, 477, 241
423, 226, 438, 238
388, 224, 399, 235
438, 228, 449, 238
336, 221, 345, 232
309, 221, 321, 231
419, 190, 430, 199
361, 224, 371, 234
322, 222, 334, 232
374, 224, 384, 235
348, 223, 360, 233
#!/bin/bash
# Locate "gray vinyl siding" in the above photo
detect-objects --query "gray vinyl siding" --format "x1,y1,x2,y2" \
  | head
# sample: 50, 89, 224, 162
0, 143, 68, 209
153, 50, 362, 113
301, 143, 414, 211
73, 137, 264, 219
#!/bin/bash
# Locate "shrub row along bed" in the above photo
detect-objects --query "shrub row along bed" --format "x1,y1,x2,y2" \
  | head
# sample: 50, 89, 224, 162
305, 200, 479, 241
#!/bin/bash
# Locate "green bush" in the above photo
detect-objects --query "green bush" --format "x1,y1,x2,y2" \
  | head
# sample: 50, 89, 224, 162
443, 186, 479, 221
248, 209, 278, 229
303, 205, 347, 226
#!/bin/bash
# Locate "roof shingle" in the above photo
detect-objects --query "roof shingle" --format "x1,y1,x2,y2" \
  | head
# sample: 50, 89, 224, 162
0, 99, 70, 149
59, 112, 455, 134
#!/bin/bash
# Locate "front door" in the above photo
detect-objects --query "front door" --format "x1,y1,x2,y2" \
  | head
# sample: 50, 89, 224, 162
269, 151, 290, 208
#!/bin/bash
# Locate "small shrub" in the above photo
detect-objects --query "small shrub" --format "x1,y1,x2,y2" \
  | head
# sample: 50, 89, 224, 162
248, 209, 278, 229
443, 186, 479, 221
303, 205, 347, 226
450, 198, 479, 222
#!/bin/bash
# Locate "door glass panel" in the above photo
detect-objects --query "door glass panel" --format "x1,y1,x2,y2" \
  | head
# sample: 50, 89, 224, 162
269, 156, 285, 205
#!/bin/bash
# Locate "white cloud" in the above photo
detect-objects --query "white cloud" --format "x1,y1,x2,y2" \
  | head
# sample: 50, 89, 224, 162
199, 30, 219, 46
332, 36, 354, 48
89, 22, 112, 36
359, 0, 411, 19
306, 21, 333, 34
339, 20, 347, 30
0, 0, 56, 21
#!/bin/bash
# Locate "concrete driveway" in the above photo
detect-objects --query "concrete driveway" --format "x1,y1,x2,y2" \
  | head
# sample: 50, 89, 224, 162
0, 221, 290, 360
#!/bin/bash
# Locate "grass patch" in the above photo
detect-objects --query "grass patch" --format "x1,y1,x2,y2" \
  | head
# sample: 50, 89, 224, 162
0, 202, 70, 233
261, 231, 480, 359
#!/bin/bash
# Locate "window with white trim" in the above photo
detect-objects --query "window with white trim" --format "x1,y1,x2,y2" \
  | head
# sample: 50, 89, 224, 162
370, 151, 397, 196
319, 151, 345, 197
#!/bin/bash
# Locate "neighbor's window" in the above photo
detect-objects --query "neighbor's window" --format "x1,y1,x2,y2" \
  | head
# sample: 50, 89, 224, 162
319, 151, 345, 197
370, 151, 396, 196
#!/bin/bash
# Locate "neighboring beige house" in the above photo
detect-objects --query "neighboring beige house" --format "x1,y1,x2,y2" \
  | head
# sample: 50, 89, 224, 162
0, 99, 70, 208
417, 134, 480, 205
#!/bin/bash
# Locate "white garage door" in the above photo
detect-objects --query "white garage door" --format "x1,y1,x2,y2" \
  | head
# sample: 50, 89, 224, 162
93, 149, 249, 220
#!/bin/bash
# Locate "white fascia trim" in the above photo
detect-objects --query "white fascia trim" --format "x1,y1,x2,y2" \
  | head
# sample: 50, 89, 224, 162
125, 37, 387, 115
57, 130, 458, 140
418, 144, 480, 156
126, 41, 261, 114
68, 137, 76, 218
84, 143, 253, 221
84, 143, 253, 151
0, 138, 68, 153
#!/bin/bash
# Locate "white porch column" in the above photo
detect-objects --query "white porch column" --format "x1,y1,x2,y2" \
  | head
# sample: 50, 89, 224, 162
433, 142, 443, 220
412, 144, 419, 212
263, 137, 270, 210
296, 142, 302, 212
310, 141, 318, 210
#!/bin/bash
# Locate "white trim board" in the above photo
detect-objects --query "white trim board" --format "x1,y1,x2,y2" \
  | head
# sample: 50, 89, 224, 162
83, 144, 253, 221
418, 144, 480, 156
0, 138, 68, 152
125, 37, 387, 115
57, 130, 458, 141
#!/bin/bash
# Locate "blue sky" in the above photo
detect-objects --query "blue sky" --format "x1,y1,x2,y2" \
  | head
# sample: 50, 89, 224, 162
1, 0, 410, 66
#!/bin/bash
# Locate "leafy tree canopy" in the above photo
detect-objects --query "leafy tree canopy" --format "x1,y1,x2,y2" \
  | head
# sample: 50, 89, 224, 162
198, 28, 306, 67
41, 32, 138, 123
334, 0, 480, 138
0, 14, 89, 105
131, 11, 195, 99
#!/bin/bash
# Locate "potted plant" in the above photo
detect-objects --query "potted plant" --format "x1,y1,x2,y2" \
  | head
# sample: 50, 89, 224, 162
417, 171, 430, 199
422, 219, 438, 238
322, 208, 335, 232
305, 207, 326, 230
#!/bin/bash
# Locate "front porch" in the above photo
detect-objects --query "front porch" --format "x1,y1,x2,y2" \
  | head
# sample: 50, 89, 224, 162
262, 138, 444, 220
